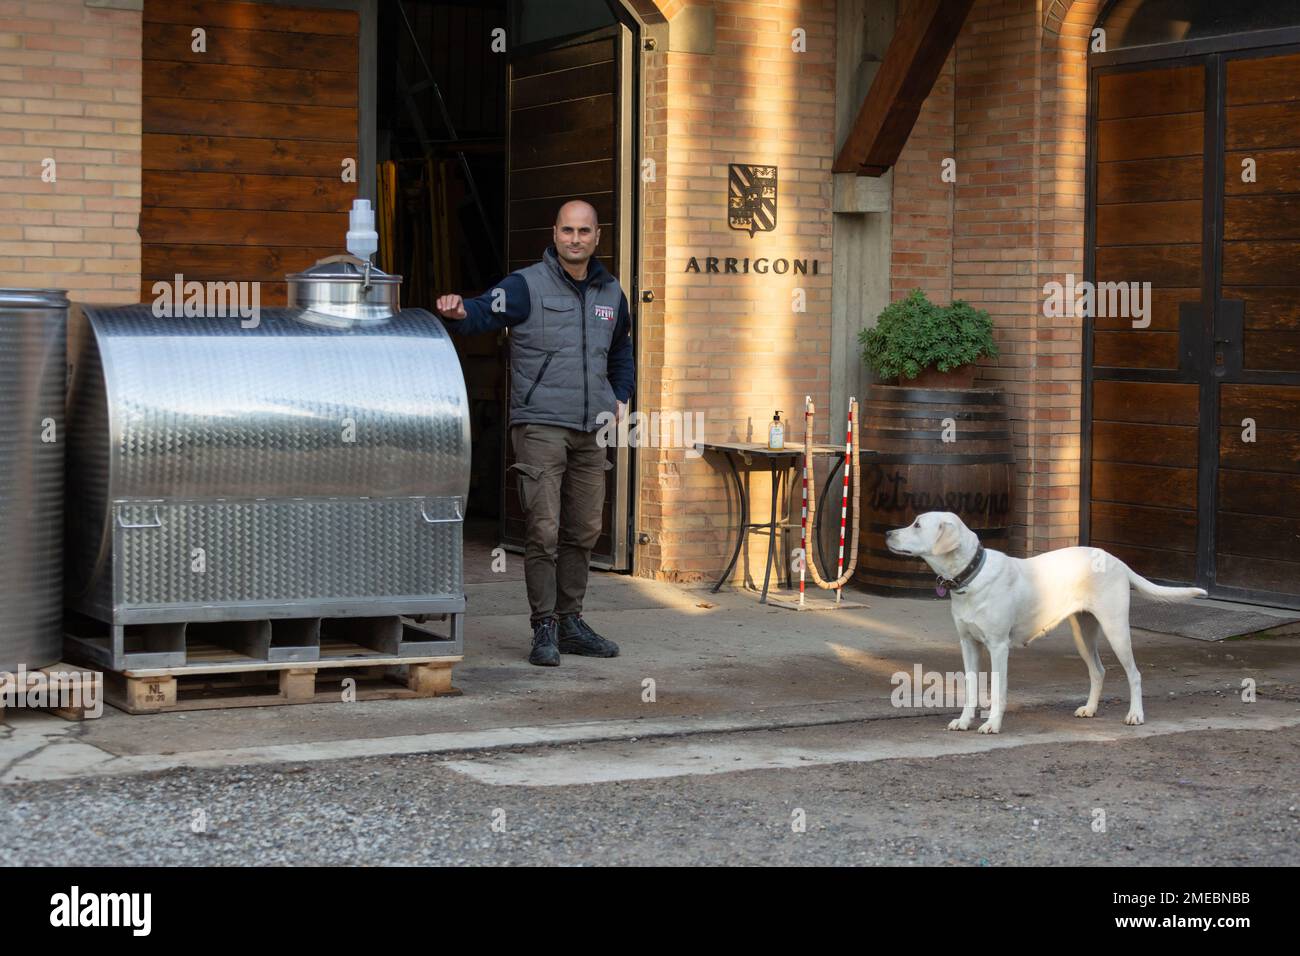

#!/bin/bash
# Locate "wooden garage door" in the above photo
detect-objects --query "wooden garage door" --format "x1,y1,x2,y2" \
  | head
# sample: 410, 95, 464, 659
141, 0, 359, 306
1087, 49, 1300, 607
1216, 49, 1300, 597
1086, 62, 1207, 586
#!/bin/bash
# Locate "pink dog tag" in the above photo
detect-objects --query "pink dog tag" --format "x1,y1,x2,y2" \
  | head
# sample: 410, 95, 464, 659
935, 583, 948, 597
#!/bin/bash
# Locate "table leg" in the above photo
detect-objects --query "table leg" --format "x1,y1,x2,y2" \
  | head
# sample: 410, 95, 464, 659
712, 451, 747, 594
777, 464, 789, 590
760, 458, 779, 604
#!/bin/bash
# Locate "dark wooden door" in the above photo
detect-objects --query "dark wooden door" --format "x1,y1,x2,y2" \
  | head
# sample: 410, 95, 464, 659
1216, 49, 1300, 601
1086, 61, 1207, 588
1086, 50, 1300, 608
500, 25, 634, 570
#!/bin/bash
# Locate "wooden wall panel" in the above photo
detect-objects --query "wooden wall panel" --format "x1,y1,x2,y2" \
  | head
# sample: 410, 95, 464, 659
1091, 461, 1197, 510
1097, 65, 1204, 119
1225, 102, 1300, 151
143, 23, 358, 71
144, 61, 357, 108
1093, 245, 1201, 289
143, 0, 357, 34
1096, 113, 1202, 163
1227, 53, 1300, 105
1091, 380, 1200, 425
142, 133, 351, 177
1095, 200, 1202, 246
141, 0, 360, 307
1090, 501, 1198, 553
1219, 427, 1300, 474
1224, 147, 1300, 195
1097, 156, 1201, 204
1091, 421, 1197, 467
1219, 470, 1300, 519
142, 170, 353, 213
1091, 287, 1195, 332
1092, 331, 1179, 368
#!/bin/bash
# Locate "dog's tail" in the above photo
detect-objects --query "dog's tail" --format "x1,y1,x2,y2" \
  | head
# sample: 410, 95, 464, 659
1125, 566, 1207, 602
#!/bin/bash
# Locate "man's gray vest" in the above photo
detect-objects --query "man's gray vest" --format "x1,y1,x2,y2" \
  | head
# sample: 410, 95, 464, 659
508, 245, 625, 432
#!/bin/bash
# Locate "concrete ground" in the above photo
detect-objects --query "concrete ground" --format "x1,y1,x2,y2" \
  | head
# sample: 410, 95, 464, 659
1, 542, 1298, 865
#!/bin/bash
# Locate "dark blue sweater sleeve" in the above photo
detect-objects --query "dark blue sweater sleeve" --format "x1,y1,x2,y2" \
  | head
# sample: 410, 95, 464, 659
607, 292, 634, 403
444, 273, 531, 335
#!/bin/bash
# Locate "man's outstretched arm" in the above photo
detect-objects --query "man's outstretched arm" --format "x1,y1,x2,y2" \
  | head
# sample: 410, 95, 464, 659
435, 274, 530, 334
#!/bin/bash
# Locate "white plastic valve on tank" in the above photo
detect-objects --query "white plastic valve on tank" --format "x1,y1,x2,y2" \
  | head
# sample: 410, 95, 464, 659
346, 199, 379, 261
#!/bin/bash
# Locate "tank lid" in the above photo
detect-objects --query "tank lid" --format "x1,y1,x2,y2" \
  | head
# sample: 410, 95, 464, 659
286, 256, 401, 286
0, 288, 70, 308
286, 254, 402, 328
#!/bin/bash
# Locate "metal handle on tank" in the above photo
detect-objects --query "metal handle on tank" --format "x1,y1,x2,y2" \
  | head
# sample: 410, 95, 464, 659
420, 499, 463, 524
116, 506, 163, 529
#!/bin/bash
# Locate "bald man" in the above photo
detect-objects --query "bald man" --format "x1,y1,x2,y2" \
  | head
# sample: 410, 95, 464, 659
437, 200, 634, 667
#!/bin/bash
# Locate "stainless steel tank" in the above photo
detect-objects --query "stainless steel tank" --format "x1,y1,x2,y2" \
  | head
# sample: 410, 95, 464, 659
0, 289, 67, 672
64, 258, 470, 670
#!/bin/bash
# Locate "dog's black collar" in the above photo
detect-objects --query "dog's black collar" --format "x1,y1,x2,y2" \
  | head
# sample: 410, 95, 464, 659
938, 544, 986, 595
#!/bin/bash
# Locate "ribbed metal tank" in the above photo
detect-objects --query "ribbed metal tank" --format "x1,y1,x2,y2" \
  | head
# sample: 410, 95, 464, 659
64, 271, 470, 629
0, 289, 68, 672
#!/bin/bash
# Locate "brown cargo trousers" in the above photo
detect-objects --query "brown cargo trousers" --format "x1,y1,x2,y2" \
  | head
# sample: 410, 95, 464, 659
509, 423, 608, 627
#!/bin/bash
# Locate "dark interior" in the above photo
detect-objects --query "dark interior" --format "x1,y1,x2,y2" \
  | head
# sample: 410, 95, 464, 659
376, 0, 510, 535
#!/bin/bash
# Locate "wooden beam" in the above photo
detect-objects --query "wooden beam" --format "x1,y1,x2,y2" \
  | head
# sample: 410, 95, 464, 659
832, 0, 976, 176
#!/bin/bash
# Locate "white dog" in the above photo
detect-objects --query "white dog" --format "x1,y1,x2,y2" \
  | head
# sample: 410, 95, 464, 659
886, 512, 1206, 734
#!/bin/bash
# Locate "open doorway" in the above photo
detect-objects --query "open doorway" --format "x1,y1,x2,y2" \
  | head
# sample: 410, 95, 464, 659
375, 0, 639, 576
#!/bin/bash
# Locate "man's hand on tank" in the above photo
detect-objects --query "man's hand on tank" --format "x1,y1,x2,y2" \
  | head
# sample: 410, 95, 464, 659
435, 294, 466, 320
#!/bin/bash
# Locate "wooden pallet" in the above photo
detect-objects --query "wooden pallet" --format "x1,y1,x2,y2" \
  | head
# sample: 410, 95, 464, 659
105, 654, 463, 715
0, 663, 104, 721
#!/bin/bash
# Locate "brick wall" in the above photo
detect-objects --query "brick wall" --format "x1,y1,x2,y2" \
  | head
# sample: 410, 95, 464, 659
636, 0, 837, 582
0, 0, 142, 303
890, 45, 953, 303
952, 0, 1041, 557
1035, 0, 1103, 555
888, 0, 1098, 558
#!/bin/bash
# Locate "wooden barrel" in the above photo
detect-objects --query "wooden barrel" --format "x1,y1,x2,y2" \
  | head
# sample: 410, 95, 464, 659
854, 385, 1015, 596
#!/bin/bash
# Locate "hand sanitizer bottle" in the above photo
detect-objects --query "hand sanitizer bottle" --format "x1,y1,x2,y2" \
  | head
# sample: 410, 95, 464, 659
768, 411, 784, 450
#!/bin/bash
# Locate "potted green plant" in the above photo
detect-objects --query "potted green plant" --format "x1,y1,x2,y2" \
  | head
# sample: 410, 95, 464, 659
858, 288, 998, 389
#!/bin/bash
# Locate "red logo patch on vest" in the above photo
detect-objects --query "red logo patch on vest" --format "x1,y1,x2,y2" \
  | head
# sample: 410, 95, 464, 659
594, 304, 615, 321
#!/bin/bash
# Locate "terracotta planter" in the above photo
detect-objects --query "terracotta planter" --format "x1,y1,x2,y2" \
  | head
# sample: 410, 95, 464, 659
902, 364, 977, 389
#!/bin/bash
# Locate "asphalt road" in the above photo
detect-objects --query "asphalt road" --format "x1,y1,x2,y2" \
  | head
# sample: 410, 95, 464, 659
1, 688, 1295, 866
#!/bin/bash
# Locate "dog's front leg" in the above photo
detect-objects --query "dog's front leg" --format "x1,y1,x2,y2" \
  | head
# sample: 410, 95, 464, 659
979, 640, 1009, 734
948, 635, 980, 731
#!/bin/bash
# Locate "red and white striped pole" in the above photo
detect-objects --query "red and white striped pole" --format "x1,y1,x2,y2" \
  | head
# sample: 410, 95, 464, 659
834, 398, 855, 604
800, 396, 812, 606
